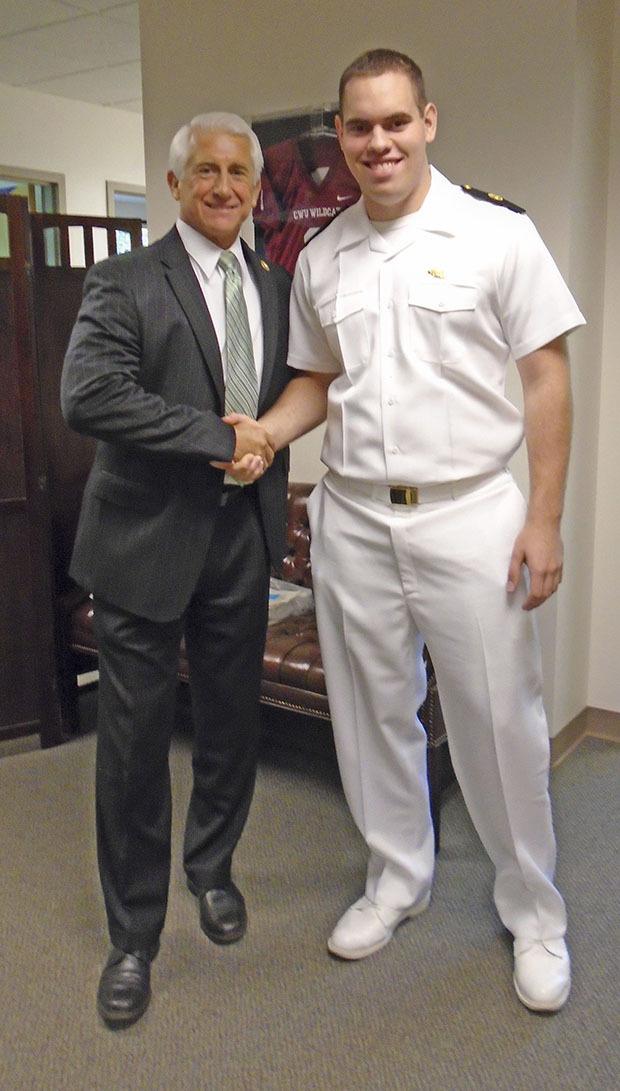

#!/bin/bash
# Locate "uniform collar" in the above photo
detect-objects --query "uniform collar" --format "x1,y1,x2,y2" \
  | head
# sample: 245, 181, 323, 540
334, 166, 461, 254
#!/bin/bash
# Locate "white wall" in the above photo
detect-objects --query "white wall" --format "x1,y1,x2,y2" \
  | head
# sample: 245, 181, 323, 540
0, 81, 145, 215
589, 2, 620, 711
140, 0, 618, 730
551, 0, 614, 729
141, 0, 578, 249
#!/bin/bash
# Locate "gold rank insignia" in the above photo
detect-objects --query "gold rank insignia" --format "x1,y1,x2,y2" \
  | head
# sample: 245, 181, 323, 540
427, 268, 445, 279
260, 259, 270, 271
461, 183, 526, 214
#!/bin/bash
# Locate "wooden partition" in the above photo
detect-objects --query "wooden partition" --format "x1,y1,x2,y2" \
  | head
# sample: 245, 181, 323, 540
0, 198, 142, 747
29, 214, 140, 597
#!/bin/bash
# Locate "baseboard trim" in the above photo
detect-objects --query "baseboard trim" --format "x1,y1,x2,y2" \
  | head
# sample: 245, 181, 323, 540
551, 710, 588, 766
0, 734, 41, 759
551, 706, 620, 767
584, 706, 620, 744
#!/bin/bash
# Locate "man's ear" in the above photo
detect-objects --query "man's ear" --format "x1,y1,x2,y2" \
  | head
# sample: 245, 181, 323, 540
335, 114, 348, 153
423, 102, 438, 145
167, 170, 180, 200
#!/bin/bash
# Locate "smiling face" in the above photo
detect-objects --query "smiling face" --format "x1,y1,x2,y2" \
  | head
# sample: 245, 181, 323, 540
336, 71, 437, 221
167, 128, 260, 249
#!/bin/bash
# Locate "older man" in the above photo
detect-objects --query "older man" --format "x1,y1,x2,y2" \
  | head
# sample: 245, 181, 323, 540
254, 49, 585, 1012
61, 112, 291, 1026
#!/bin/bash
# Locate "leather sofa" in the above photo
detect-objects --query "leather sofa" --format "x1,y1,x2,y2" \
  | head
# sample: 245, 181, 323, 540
63, 481, 451, 848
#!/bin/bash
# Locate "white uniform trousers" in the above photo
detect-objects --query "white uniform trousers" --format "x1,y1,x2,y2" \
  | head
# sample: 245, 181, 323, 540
307, 469, 567, 941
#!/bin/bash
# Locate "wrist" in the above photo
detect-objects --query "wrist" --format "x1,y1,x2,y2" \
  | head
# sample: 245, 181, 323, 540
526, 486, 564, 526
258, 415, 281, 453
526, 504, 562, 527
524, 513, 563, 540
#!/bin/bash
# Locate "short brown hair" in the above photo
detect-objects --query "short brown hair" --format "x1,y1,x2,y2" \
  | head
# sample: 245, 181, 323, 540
338, 49, 427, 115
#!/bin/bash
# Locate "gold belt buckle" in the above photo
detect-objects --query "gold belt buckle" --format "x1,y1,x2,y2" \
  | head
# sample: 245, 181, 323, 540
389, 485, 419, 505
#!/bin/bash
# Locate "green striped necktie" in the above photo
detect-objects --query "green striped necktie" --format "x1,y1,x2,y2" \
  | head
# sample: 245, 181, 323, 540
218, 250, 258, 419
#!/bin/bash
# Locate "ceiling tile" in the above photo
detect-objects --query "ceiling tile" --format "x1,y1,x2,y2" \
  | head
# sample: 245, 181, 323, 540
57, 0, 126, 12
0, 0, 142, 113
34, 59, 142, 104
108, 96, 142, 113
0, 0, 75, 36
21, 14, 140, 66
105, 3, 139, 29
0, 37, 92, 84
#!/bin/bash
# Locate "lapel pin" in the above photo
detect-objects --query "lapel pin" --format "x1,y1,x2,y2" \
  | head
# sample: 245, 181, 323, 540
260, 259, 270, 271
427, 268, 445, 279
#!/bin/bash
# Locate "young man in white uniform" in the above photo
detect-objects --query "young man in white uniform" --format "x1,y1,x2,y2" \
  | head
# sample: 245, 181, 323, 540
243, 49, 584, 1011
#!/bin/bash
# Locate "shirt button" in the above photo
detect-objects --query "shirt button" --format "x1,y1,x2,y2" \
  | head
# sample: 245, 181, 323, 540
387, 398, 394, 406
390, 446, 399, 454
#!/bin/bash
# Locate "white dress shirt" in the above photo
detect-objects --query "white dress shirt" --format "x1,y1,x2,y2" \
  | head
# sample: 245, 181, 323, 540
176, 218, 264, 387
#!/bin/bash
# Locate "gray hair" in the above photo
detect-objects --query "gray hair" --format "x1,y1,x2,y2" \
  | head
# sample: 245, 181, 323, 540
168, 112, 264, 184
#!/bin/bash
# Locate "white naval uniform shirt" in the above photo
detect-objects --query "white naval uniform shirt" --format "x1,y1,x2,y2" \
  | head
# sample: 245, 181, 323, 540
176, 218, 264, 387
287, 167, 585, 485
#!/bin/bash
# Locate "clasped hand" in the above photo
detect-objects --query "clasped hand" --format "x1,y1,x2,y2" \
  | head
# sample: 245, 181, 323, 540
210, 413, 274, 484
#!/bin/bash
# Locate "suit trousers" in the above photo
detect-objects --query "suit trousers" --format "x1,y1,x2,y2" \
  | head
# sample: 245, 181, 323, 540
307, 469, 567, 941
92, 488, 270, 953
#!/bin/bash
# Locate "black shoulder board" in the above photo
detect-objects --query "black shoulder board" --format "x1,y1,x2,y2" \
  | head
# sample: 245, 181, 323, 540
461, 184, 526, 214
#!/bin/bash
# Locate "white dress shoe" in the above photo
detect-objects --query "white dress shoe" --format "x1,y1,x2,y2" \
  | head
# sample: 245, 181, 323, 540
513, 937, 571, 1011
327, 891, 431, 960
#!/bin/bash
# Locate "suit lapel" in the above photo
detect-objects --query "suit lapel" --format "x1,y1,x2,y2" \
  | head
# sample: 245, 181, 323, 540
243, 241, 278, 412
159, 227, 226, 408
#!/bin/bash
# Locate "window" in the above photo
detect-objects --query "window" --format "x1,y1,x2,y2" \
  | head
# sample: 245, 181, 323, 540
106, 181, 148, 245
0, 166, 65, 213
0, 167, 66, 258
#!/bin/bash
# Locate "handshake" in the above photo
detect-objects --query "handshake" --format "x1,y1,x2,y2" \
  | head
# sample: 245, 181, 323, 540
210, 413, 275, 484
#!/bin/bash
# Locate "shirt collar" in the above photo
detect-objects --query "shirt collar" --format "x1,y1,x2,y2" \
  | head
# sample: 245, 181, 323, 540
413, 166, 461, 235
334, 166, 460, 253
176, 218, 246, 280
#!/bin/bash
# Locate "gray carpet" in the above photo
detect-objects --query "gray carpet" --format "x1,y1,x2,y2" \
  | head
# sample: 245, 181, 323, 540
0, 699, 617, 1091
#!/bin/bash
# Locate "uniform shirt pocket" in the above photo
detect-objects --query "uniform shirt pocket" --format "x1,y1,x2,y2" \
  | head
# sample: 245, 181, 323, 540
407, 279, 478, 363
317, 290, 369, 377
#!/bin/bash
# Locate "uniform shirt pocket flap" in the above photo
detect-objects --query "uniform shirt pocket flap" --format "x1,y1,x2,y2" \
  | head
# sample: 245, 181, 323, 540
318, 291, 365, 326
408, 281, 478, 313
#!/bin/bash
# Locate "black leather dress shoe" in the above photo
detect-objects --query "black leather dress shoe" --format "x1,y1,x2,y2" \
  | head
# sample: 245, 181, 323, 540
199, 882, 247, 944
97, 948, 154, 1028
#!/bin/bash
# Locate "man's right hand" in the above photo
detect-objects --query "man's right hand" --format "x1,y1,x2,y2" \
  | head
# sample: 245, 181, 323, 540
225, 414, 275, 465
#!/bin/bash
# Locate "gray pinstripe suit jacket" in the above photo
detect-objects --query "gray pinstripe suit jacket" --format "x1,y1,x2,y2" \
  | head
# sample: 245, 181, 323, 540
61, 226, 292, 623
